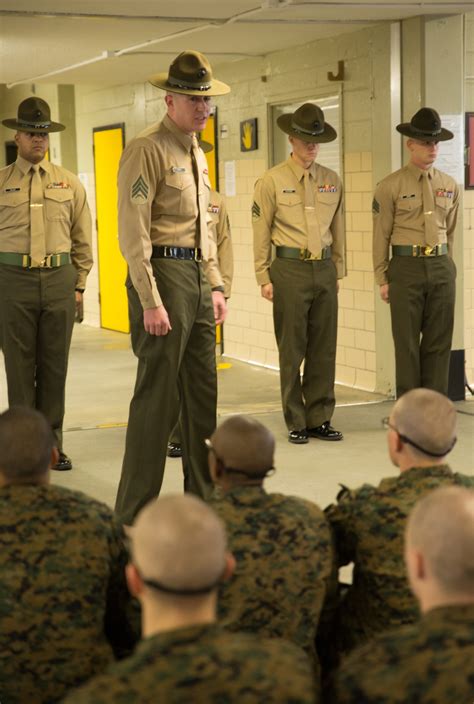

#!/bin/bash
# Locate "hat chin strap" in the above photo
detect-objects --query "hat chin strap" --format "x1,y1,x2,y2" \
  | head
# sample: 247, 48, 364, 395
17, 119, 52, 129
291, 119, 324, 137
410, 124, 442, 137
167, 77, 211, 92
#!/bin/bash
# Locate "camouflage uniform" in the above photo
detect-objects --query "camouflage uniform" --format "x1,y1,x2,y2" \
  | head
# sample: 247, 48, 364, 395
210, 486, 335, 674
0, 484, 138, 704
62, 623, 316, 703
324, 465, 474, 654
327, 604, 474, 703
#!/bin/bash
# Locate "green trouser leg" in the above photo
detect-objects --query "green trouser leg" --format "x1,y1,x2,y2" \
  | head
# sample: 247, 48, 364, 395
388, 255, 456, 397
169, 401, 182, 445
115, 259, 216, 526
0, 263, 76, 451
271, 257, 338, 431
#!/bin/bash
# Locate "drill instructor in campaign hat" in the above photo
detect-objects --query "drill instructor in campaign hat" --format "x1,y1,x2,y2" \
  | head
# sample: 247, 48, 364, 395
0, 97, 93, 471
253, 102, 346, 445
115, 51, 230, 525
373, 108, 459, 397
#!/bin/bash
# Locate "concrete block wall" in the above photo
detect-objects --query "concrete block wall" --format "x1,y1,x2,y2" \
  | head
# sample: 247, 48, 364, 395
337, 151, 376, 390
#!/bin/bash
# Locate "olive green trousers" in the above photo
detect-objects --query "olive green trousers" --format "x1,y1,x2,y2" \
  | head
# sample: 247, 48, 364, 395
387, 255, 456, 397
115, 259, 216, 525
0, 263, 76, 450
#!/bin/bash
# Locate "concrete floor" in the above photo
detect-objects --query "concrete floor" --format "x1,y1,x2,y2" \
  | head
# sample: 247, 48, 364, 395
1, 324, 473, 511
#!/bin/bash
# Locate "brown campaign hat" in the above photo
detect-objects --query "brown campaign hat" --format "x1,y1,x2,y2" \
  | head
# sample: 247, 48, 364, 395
149, 50, 230, 96
277, 103, 337, 143
396, 107, 453, 141
2, 97, 65, 133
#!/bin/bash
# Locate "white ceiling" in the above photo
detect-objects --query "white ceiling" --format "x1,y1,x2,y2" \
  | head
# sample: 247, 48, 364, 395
0, 0, 471, 86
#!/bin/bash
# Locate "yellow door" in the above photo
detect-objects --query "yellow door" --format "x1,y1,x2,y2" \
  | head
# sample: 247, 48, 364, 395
93, 124, 129, 333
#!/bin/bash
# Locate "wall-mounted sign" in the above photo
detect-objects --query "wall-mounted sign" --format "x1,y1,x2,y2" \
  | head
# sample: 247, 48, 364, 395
240, 118, 258, 152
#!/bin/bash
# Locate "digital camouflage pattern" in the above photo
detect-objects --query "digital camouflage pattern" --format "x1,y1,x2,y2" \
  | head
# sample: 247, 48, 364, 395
325, 465, 474, 653
62, 623, 317, 704
209, 486, 335, 670
0, 484, 139, 704
327, 604, 474, 703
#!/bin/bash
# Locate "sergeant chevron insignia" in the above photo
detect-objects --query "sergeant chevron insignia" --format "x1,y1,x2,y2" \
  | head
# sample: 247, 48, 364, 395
131, 175, 149, 202
252, 201, 261, 219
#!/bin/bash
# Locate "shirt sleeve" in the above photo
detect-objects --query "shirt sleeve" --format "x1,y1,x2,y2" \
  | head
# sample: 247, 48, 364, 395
330, 176, 346, 279
70, 179, 93, 290
252, 175, 276, 286
446, 182, 460, 257
372, 180, 395, 286
117, 140, 162, 309
215, 197, 233, 298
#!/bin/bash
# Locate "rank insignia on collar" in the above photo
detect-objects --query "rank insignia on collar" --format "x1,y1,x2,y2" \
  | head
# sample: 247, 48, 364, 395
318, 184, 337, 193
46, 181, 70, 189
171, 166, 186, 174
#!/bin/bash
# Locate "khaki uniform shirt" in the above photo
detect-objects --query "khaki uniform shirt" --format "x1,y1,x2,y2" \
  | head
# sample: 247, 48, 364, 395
208, 189, 233, 298
0, 156, 93, 289
328, 605, 474, 704
253, 156, 345, 285
373, 162, 459, 285
63, 623, 316, 704
118, 114, 223, 310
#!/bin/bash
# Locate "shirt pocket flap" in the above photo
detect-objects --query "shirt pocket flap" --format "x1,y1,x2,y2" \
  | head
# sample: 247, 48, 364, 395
165, 172, 194, 191
44, 189, 74, 203
0, 191, 30, 207
435, 195, 453, 209
397, 198, 421, 211
316, 192, 339, 205
278, 192, 302, 207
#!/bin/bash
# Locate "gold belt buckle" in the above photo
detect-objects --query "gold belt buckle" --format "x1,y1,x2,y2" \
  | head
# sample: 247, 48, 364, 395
302, 249, 320, 261
40, 255, 53, 268
423, 245, 434, 256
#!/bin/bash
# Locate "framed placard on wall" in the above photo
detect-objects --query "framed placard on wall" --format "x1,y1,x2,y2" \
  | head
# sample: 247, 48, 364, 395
240, 118, 258, 152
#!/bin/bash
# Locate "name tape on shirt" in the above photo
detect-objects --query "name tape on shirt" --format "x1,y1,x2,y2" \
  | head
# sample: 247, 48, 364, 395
4, 187, 21, 192
318, 185, 338, 193
436, 189, 454, 198
399, 194, 416, 200
171, 166, 186, 174
131, 175, 149, 203
282, 188, 296, 193
46, 182, 71, 189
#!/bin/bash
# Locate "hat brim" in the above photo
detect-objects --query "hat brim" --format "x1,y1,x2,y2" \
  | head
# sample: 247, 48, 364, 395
396, 123, 453, 141
148, 73, 230, 96
277, 113, 337, 143
2, 118, 65, 133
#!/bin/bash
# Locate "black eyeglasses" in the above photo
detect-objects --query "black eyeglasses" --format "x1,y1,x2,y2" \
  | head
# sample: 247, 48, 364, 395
205, 438, 275, 479
381, 416, 456, 458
